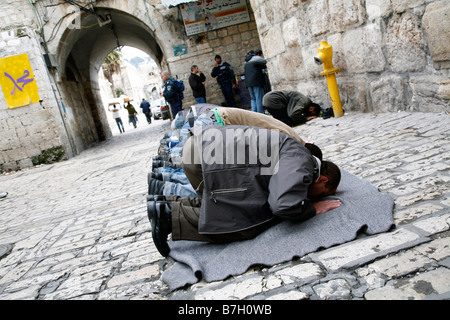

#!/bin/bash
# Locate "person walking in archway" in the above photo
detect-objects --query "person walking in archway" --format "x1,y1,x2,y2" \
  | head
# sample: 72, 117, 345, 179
140, 98, 152, 124
109, 104, 125, 134
125, 102, 138, 128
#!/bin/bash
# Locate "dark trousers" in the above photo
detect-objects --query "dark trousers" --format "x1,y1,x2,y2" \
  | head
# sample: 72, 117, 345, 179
144, 112, 152, 124
128, 115, 137, 128
220, 83, 237, 108
169, 100, 183, 118
115, 117, 124, 133
171, 196, 276, 243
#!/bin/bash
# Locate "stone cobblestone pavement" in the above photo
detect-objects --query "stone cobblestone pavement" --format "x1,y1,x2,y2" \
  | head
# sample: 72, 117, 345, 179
0, 111, 449, 300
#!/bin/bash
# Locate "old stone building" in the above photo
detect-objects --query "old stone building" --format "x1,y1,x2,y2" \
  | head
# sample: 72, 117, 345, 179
0, 0, 449, 172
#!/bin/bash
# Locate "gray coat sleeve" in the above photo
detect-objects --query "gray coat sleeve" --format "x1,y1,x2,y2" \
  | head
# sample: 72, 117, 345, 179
267, 138, 317, 221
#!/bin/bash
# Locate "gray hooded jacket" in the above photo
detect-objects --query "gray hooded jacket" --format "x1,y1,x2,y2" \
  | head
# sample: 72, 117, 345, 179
244, 55, 267, 88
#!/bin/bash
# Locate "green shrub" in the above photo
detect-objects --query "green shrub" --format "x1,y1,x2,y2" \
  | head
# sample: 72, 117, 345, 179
32, 146, 66, 165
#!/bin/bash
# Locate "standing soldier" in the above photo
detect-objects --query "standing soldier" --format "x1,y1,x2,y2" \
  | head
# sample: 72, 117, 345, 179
161, 71, 184, 118
211, 55, 237, 108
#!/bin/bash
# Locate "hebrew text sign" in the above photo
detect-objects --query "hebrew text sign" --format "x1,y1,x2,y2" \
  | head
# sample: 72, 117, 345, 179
0, 54, 40, 108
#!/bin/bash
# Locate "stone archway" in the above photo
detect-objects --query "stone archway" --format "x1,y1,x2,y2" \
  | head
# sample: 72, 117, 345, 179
44, 1, 174, 154
0, 0, 264, 172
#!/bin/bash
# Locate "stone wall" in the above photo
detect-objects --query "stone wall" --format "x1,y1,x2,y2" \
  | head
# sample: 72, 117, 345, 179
1, 0, 448, 172
158, 2, 261, 107
0, 0, 262, 172
251, 0, 450, 113
0, 26, 73, 172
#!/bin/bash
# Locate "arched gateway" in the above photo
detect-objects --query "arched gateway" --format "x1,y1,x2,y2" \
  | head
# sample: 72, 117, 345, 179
1, 1, 447, 172
48, 1, 175, 151
0, 0, 262, 171
52, 1, 170, 147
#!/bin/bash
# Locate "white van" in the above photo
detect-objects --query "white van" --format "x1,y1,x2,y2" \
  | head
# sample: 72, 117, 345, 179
151, 98, 170, 120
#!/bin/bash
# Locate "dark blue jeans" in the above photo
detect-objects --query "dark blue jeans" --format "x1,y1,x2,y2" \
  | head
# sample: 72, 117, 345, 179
220, 83, 237, 108
169, 100, 183, 118
115, 117, 125, 133
144, 112, 152, 124
195, 97, 206, 104
128, 115, 137, 128
248, 86, 264, 113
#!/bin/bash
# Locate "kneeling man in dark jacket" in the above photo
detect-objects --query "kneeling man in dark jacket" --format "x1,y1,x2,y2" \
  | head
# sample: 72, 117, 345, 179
148, 125, 341, 257
263, 90, 322, 127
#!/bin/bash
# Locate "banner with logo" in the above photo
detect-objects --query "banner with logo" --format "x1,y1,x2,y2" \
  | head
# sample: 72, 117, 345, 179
180, 0, 251, 36
0, 54, 40, 108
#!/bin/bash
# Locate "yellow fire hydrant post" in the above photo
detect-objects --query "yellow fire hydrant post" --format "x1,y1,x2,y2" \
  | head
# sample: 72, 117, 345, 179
314, 41, 344, 118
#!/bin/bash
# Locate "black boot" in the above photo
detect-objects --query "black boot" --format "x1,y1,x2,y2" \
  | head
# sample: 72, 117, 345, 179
147, 200, 156, 221
148, 172, 163, 182
152, 160, 172, 170
152, 154, 170, 161
152, 201, 172, 257
148, 177, 165, 195
146, 195, 167, 220
147, 194, 166, 202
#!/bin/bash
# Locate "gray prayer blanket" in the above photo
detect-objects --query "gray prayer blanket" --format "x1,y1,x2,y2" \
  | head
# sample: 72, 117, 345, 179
161, 169, 395, 291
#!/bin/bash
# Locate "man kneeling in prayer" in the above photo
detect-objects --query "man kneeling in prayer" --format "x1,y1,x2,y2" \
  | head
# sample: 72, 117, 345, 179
148, 125, 341, 257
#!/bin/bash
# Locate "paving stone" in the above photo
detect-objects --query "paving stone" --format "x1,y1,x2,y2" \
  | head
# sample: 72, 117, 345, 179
364, 267, 450, 300
45, 237, 97, 256
356, 250, 434, 282
48, 253, 104, 273
58, 267, 112, 291
42, 280, 103, 300
5, 271, 67, 298
389, 176, 450, 196
411, 213, 450, 235
0, 260, 35, 286
313, 279, 352, 300
0, 113, 448, 301
106, 265, 160, 288
0, 285, 41, 300
266, 290, 308, 300
0, 244, 12, 260
194, 275, 264, 300
414, 237, 450, 262
267, 263, 323, 287
394, 203, 444, 223
98, 282, 163, 300
34, 252, 78, 268
394, 187, 444, 207
308, 228, 429, 272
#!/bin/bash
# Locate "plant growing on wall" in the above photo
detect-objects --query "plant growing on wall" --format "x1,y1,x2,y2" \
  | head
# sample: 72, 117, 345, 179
31, 146, 66, 165
102, 48, 123, 97
115, 88, 125, 97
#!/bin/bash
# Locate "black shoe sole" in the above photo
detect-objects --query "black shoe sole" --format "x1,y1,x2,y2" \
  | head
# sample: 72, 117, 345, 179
151, 202, 171, 257
148, 178, 164, 195
147, 200, 156, 220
